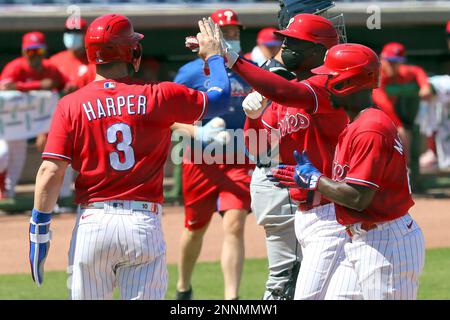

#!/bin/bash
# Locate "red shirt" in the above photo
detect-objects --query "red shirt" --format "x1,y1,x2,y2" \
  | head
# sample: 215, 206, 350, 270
372, 64, 430, 127
0, 57, 66, 91
43, 77, 207, 204
245, 75, 349, 206
49, 50, 96, 89
332, 107, 414, 225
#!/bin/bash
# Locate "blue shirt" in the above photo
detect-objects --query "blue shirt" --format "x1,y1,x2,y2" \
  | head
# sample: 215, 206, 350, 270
174, 58, 252, 130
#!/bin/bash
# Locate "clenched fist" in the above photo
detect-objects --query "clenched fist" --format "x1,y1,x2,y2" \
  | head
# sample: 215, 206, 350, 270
242, 91, 268, 119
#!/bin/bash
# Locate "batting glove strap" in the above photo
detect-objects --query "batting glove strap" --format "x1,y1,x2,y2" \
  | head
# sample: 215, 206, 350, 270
29, 231, 52, 244
294, 170, 323, 191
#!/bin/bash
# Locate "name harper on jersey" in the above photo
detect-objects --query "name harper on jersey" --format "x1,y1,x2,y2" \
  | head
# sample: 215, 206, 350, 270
82, 95, 147, 121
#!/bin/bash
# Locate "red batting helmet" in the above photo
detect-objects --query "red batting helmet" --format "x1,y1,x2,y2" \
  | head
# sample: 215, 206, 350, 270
311, 43, 380, 96
210, 9, 242, 27
85, 14, 144, 72
275, 13, 338, 49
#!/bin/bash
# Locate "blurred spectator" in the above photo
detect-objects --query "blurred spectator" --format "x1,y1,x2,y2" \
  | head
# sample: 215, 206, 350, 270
244, 27, 282, 66
49, 17, 96, 95
372, 42, 432, 157
419, 22, 450, 171
0, 31, 65, 199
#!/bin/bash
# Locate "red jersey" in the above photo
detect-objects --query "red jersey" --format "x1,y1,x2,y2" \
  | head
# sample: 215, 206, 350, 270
372, 64, 430, 127
332, 107, 414, 225
0, 57, 66, 91
43, 77, 207, 204
49, 50, 96, 89
245, 75, 349, 206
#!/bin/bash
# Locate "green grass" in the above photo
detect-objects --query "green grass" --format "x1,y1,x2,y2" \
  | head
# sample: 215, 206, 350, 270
0, 248, 448, 300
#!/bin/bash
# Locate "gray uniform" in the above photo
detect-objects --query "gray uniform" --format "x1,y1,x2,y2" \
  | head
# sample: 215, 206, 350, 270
250, 59, 300, 300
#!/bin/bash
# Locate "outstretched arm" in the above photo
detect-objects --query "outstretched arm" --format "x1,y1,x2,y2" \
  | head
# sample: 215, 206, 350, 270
232, 57, 316, 112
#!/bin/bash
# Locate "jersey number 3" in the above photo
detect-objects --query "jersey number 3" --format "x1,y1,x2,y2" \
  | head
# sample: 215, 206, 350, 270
107, 123, 135, 171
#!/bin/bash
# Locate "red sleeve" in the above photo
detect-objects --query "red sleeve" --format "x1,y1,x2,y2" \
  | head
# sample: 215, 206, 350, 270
42, 102, 73, 163
409, 65, 429, 89
345, 131, 390, 190
0, 60, 20, 82
156, 82, 207, 124
232, 58, 316, 113
372, 88, 403, 127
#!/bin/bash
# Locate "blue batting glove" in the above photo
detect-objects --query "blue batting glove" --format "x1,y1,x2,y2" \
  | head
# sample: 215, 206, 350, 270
29, 209, 53, 287
293, 150, 323, 190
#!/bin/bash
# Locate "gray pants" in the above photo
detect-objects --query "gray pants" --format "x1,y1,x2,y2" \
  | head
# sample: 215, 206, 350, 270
250, 166, 301, 300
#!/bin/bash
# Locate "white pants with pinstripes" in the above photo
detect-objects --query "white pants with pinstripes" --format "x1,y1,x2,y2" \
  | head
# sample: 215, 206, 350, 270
0, 139, 27, 197
68, 201, 167, 300
294, 203, 358, 300
325, 213, 425, 300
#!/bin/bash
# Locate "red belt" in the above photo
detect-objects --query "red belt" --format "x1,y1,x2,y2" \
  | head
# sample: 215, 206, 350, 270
345, 222, 378, 237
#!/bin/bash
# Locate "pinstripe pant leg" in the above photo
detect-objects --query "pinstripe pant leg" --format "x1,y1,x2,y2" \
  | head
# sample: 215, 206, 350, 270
294, 204, 348, 300
117, 212, 168, 300
69, 211, 116, 300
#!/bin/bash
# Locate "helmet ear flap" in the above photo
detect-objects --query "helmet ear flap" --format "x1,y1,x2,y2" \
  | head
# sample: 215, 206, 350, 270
132, 42, 142, 73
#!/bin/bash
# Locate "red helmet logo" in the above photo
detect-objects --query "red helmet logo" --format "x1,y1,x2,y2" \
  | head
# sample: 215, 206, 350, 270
210, 9, 242, 27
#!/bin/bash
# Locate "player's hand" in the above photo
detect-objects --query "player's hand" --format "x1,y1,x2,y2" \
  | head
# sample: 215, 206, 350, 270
242, 91, 268, 119
29, 209, 53, 287
267, 164, 298, 188
208, 17, 239, 69
269, 150, 323, 190
194, 117, 228, 145
40, 78, 60, 90
197, 18, 221, 61
419, 85, 433, 101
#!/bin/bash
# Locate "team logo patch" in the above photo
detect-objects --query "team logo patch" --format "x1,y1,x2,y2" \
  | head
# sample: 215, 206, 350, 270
104, 82, 116, 89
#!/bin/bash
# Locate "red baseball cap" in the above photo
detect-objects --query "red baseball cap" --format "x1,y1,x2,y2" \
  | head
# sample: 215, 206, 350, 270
22, 31, 46, 51
257, 27, 282, 47
65, 16, 87, 32
381, 42, 405, 63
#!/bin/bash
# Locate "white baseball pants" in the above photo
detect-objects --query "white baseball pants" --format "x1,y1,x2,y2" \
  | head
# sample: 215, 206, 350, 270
294, 203, 360, 300
325, 213, 425, 300
68, 200, 167, 300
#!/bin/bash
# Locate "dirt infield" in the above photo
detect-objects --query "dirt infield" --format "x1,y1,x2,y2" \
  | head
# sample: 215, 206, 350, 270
0, 197, 449, 275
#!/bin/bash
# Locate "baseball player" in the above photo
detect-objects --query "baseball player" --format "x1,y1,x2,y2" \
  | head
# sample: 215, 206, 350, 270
28, 14, 230, 300
242, 14, 347, 300
372, 42, 432, 158
49, 17, 96, 93
243, 27, 283, 67
272, 43, 425, 299
173, 9, 253, 300
0, 31, 66, 199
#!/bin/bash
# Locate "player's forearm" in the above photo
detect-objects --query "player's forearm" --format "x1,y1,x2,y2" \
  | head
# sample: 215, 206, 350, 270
317, 176, 374, 212
232, 58, 315, 112
204, 55, 230, 118
15, 81, 44, 91
34, 160, 68, 212
171, 123, 196, 137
